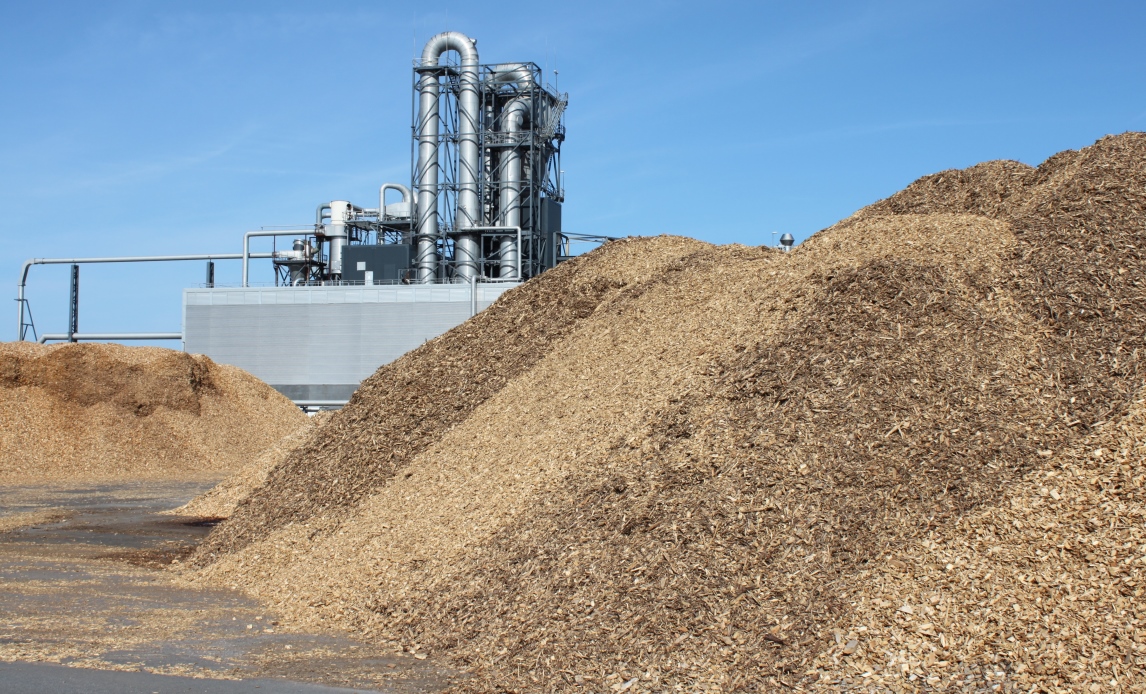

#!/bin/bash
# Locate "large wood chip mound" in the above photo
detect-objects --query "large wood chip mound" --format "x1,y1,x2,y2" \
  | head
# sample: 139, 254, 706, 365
0, 342, 307, 484
189, 133, 1146, 692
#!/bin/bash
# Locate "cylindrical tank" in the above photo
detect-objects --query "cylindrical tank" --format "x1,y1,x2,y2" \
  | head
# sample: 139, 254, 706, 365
290, 239, 308, 284
327, 200, 351, 277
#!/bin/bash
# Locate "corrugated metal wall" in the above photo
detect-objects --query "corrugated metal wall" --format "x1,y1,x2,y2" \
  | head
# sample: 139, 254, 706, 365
183, 283, 517, 401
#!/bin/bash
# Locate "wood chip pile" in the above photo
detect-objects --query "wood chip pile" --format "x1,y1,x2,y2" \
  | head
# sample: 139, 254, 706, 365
0, 342, 306, 484
189, 133, 1146, 692
815, 390, 1146, 691
171, 411, 332, 519
195, 235, 708, 560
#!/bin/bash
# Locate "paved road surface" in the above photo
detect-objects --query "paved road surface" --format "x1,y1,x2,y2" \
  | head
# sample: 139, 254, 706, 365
0, 483, 452, 693
0, 661, 376, 693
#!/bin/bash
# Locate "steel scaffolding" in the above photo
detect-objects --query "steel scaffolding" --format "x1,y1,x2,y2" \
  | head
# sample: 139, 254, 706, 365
412, 59, 567, 282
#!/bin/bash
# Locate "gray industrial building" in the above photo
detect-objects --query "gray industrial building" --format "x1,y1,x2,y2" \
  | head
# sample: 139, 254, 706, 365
183, 282, 513, 403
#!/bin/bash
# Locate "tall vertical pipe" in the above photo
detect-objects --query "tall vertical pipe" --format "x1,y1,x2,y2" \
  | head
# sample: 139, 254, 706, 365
492, 64, 533, 280
415, 31, 479, 282
499, 97, 530, 279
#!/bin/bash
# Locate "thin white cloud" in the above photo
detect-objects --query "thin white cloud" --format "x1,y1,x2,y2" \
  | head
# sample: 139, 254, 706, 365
19, 125, 259, 196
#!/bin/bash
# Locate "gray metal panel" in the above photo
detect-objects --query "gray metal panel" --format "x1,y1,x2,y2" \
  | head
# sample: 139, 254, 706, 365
272, 384, 359, 402
540, 198, 562, 234
343, 245, 414, 283
540, 199, 562, 270
183, 283, 516, 392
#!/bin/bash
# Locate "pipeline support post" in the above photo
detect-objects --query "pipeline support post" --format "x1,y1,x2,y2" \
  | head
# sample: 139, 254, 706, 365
470, 275, 476, 318
68, 265, 79, 342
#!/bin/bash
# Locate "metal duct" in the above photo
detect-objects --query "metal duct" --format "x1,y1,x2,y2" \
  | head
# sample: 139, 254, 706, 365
499, 97, 530, 279
379, 183, 412, 219
492, 64, 534, 280
415, 31, 480, 281
490, 63, 532, 88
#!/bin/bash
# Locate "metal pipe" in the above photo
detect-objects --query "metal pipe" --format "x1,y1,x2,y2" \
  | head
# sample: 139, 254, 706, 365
39, 332, 183, 344
379, 183, 412, 218
489, 64, 535, 281
500, 97, 531, 279
414, 62, 440, 282
490, 63, 533, 88
490, 64, 529, 280
416, 31, 480, 281
17, 253, 273, 340
242, 230, 313, 287
316, 204, 331, 226
465, 226, 522, 281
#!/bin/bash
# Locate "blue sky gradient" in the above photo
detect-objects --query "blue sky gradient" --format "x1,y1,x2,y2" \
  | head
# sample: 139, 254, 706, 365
3, 1, 1144, 340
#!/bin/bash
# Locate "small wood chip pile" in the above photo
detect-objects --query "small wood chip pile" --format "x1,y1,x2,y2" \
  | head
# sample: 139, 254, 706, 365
0, 342, 306, 484
189, 133, 1146, 693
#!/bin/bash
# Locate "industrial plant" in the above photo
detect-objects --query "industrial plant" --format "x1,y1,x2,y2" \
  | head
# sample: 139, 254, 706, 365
17, 32, 598, 406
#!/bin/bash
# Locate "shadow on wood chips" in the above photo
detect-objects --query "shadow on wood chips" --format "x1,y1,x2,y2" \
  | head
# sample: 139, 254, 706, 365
191, 133, 1146, 692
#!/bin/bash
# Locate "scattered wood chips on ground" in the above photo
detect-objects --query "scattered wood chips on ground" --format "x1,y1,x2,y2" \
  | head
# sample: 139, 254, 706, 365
0, 342, 306, 484
187, 133, 1146, 692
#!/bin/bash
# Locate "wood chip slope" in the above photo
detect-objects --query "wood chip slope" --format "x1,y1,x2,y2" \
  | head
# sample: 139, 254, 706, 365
171, 412, 333, 519
0, 342, 306, 484
812, 391, 1146, 691
192, 133, 1146, 693
194, 235, 709, 562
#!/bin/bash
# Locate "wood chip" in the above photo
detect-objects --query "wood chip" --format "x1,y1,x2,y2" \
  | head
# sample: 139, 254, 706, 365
187, 133, 1146, 693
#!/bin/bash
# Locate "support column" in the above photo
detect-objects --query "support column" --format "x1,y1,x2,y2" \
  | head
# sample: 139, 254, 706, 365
68, 265, 79, 342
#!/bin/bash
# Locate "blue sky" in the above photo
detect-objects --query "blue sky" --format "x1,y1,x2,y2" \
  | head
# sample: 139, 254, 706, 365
2, 1, 1144, 341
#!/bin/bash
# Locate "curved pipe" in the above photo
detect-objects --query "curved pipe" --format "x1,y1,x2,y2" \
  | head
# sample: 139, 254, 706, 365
17, 258, 33, 339
490, 63, 532, 89
415, 31, 479, 282
316, 204, 331, 226
379, 183, 412, 218
243, 230, 314, 287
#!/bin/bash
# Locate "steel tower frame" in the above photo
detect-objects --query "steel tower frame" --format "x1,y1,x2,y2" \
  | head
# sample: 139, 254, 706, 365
411, 58, 566, 282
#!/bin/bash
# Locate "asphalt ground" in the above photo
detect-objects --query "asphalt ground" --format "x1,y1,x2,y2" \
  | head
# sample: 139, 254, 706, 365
0, 483, 453, 693
0, 661, 375, 693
